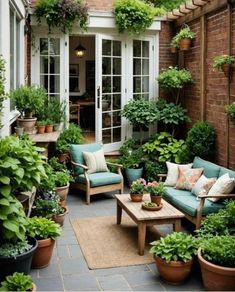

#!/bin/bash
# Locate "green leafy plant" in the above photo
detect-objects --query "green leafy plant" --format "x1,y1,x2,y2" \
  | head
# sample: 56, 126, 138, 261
0, 272, 33, 291
157, 67, 193, 104
56, 123, 84, 153
175, 26, 195, 41
26, 217, 62, 240
35, 0, 88, 33
121, 98, 159, 144
142, 201, 157, 207
213, 55, 235, 70
170, 35, 180, 49
121, 148, 143, 169
54, 170, 72, 187
144, 161, 166, 182
45, 99, 66, 124
9, 85, 47, 118
37, 120, 47, 126
49, 157, 65, 171
148, 0, 187, 11
0, 55, 7, 129
114, 0, 163, 35
200, 236, 235, 268
0, 241, 32, 258
225, 102, 235, 119
185, 121, 215, 159
36, 164, 56, 196
146, 181, 166, 196
32, 192, 61, 218
130, 178, 146, 194
150, 232, 198, 262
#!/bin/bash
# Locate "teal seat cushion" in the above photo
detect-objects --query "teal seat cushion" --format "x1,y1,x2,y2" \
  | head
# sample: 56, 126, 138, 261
164, 187, 192, 203
70, 142, 102, 175
219, 167, 235, 180
76, 172, 122, 187
192, 156, 220, 178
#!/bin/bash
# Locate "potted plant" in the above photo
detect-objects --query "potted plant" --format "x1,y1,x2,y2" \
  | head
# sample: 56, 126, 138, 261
36, 120, 47, 134
174, 26, 195, 51
129, 178, 146, 202
26, 217, 62, 268
146, 181, 166, 205
170, 35, 179, 53
44, 99, 66, 131
54, 170, 72, 204
150, 232, 198, 284
198, 236, 235, 291
52, 204, 69, 227
0, 136, 46, 281
0, 272, 36, 292
225, 102, 235, 120
213, 55, 235, 77
45, 119, 54, 133
9, 85, 47, 133
56, 123, 84, 162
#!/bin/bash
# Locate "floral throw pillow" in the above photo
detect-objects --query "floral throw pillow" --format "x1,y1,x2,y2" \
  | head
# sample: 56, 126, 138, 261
175, 167, 204, 191
191, 175, 216, 198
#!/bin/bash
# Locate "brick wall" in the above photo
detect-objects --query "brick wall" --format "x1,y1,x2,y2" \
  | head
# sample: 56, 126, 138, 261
177, 5, 235, 169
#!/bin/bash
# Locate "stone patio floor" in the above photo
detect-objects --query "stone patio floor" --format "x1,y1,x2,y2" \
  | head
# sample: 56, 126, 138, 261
30, 189, 204, 291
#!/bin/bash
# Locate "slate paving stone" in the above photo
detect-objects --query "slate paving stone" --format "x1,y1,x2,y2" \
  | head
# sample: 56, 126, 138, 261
33, 275, 64, 291
93, 264, 150, 276
63, 274, 100, 291
57, 235, 78, 245
38, 262, 60, 278
132, 282, 165, 291
57, 245, 70, 258
124, 270, 159, 287
97, 274, 131, 291
60, 257, 90, 275
68, 244, 83, 258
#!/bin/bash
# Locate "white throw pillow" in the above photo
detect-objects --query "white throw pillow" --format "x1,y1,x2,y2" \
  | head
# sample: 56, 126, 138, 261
207, 173, 235, 202
164, 162, 193, 187
83, 149, 109, 174
191, 175, 216, 198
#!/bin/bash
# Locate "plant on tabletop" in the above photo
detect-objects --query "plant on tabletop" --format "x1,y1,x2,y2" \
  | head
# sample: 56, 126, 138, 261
213, 55, 235, 77
36, 120, 47, 134
129, 178, 146, 202
26, 217, 62, 268
150, 232, 198, 284
174, 26, 195, 50
225, 102, 235, 120
0, 272, 35, 292
146, 181, 166, 205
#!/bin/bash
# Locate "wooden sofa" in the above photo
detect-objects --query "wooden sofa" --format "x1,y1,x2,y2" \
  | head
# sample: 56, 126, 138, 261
159, 157, 235, 229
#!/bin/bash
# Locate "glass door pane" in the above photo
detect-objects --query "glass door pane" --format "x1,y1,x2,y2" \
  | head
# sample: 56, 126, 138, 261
101, 39, 122, 144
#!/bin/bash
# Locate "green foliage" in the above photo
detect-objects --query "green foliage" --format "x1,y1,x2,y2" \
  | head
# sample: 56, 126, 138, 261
130, 178, 146, 194
36, 120, 47, 126
26, 217, 62, 240
148, 0, 187, 11
36, 164, 56, 195
170, 35, 180, 49
157, 67, 193, 90
56, 123, 84, 153
213, 55, 235, 70
185, 121, 215, 159
0, 240, 32, 258
0, 272, 33, 291
119, 138, 139, 155
0, 136, 46, 242
114, 0, 162, 35
54, 170, 72, 187
146, 181, 166, 196
150, 232, 198, 263
225, 102, 235, 119
142, 132, 187, 164
121, 148, 143, 169
200, 236, 235, 268
175, 26, 195, 41
142, 201, 157, 207
144, 161, 166, 182
196, 200, 235, 239
49, 157, 65, 171
46, 99, 66, 124
0, 55, 7, 129
106, 158, 122, 173
35, 0, 88, 33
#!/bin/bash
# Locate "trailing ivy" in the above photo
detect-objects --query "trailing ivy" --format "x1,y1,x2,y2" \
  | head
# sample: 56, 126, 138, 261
0, 55, 7, 129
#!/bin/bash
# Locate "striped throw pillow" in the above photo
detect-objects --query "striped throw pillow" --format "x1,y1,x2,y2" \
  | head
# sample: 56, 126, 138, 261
83, 149, 109, 174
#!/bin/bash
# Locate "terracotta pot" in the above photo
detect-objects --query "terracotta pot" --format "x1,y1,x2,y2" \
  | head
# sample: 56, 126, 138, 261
179, 38, 191, 51
154, 255, 193, 285
150, 195, 162, 205
171, 47, 178, 54
52, 206, 69, 226
130, 193, 143, 202
58, 152, 68, 163
17, 118, 37, 134
32, 282, 37, 292
198, 248, 235, 291
59, 200, 66, 208
37, 125, 46, 134
45, 124, 53, 133
221, 64, 231, 77
31, 238, 55, 269
56, 183, 70, 201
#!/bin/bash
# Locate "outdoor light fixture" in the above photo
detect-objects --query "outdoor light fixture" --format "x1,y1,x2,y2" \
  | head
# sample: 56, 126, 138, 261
74, 44, 86, 58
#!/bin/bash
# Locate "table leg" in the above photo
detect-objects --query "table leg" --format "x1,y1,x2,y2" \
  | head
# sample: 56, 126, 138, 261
174, 219, 181, 232
116, 202, 122, 225
138, 222, 146, 256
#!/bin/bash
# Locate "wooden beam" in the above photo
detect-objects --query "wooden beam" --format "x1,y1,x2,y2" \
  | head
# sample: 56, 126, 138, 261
176, 0, 227, 26
200, 15, 206, 121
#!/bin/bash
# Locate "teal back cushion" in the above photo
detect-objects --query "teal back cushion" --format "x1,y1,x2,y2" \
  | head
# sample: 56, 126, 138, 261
219, 167, 235, 179
192, 156, 220, 178
70, 142, 102, 175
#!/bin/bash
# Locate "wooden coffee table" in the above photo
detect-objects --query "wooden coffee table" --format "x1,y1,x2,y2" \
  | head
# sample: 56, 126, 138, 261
115, 194, 185, 255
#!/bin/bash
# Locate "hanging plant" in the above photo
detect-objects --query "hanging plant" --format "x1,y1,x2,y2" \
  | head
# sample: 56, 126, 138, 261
174, 25, 195, 51
225, 102, 235, 120
35, 0, 89, 33
0, 55, 7, 130
114, 0, 164, 35
213, 55, 235, 77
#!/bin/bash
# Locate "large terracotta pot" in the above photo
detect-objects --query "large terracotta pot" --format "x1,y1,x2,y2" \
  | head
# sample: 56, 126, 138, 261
130, 193, 143, 202
17, 118, 37, 134
154, 255, 193, 285
31, 238, 55, 269
52, 206, 69, 226
179, 38, 191, 51
198, 248, 235, 291
150, 195, 162, 205
56, 183, 70, 201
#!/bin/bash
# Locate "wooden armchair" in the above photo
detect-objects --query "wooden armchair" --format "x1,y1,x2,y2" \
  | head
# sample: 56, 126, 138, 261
70, 142, 124, 204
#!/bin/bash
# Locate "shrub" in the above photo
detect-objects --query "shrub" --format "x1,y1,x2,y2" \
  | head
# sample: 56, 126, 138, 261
54, 170, 72, 187
185, 121, 215, 159
0, 272, 33, 291
144, 161, 166, 182
121, 148, 143, 169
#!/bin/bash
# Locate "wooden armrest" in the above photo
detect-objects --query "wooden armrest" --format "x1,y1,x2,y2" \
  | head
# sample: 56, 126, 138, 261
106, 161, 123, 168
198, 193, 235, 199
71, 160, 88, 170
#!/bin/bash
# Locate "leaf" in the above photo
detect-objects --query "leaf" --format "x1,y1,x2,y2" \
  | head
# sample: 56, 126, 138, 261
0, 198, 10, 206
3, 221, 19, 233
0, 176, 10, 184
0, 185, 11, 197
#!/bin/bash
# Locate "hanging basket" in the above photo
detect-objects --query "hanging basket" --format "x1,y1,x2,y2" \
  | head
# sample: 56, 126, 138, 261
179, 39, 191, 51
221, 64, 231, 77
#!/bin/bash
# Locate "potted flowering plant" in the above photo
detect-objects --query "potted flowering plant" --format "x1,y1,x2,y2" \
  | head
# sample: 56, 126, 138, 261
146, 181, 166, 205
174, 26, 195, 51
129, 178, 146, 202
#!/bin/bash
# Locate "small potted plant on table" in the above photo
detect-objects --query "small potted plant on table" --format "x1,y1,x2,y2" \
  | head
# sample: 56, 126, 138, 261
150, 232, 198, 284
213, 55, 235, 77
0, 272, 36, 292
36, 120, 47, 134
146, 181, 166, 205
129, 178, 146, 202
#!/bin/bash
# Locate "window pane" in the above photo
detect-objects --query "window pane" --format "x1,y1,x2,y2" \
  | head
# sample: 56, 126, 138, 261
50, 57, 60, 74
142, 59, 149, 75
133, 77, 141, 93
102, 77, 111, 93
40, 38, 48, 55
103, 113, 111, 128
113, 58, 121, 75
102, 57, 111, 75
133, 59, 141, 75
133, 40, 141, 57
49, 39, 60, 55
102, 40, 111, 56
142, 41, 149, 57
102, 95, 111, 111
49, 75, 60, 93
113, 128, 121, 142
113, 111, 121, 127
40, 57, 48, 74
102, 129, 111, 144
113, 41, 121, 56
113, 94, 121, 110
113, 77, 121, 92
40, 75, 48, 91
142, 77, 149, 92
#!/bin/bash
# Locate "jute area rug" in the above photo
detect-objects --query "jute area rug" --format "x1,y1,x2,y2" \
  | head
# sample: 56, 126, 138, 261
71, 216, 155, 269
